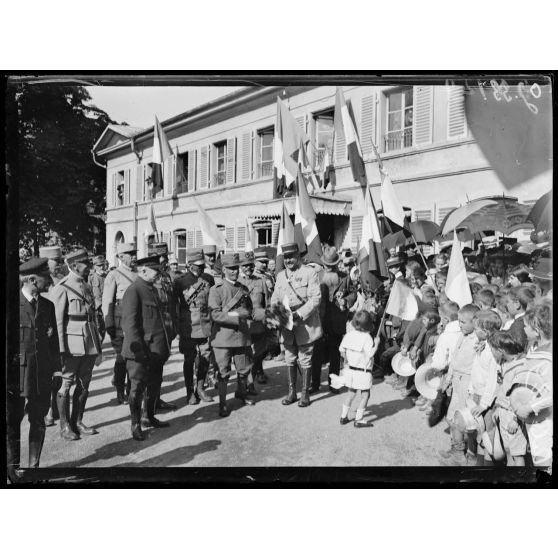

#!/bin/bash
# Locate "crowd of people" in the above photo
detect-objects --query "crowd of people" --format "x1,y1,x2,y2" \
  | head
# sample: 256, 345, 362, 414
9, 234, 553, 480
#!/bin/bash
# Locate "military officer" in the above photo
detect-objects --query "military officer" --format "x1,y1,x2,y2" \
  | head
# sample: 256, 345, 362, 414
174, 248, 215, 405
239, 252, 270, 386
50, 249, 102, 440
271, 243, 322, 407
102, 243, 137, 404
148, 242, 178, 411
168, 256, 183, 282
88, 254, 107, 340
7, 258, 60, 480
254, 248, 275, 292
203, 244, 223, 287
208, 253, 257, 417
121, 255, 172, 441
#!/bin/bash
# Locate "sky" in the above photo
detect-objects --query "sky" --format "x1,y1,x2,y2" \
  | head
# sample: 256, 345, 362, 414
85, 86, 243, 129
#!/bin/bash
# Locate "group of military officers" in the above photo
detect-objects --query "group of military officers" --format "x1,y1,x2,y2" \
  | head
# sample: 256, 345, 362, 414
10, 237, 357, 478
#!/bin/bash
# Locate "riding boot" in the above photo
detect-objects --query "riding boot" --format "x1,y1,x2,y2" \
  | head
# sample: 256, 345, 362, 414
183, 362, 198, 405
145, 388, 170, 428
282, 365, 298, 405
129, 393, 145, 441
28, 424, 46, 467
218, 379, 230, 417
71, 388, 98, 435
235, 375, 256, 406
57, 392, 78, 441
298, 367, 312, 407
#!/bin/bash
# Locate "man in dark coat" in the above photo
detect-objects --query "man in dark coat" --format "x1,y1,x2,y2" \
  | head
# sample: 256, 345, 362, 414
8, 258, 60, 480
121, 255, 173, 441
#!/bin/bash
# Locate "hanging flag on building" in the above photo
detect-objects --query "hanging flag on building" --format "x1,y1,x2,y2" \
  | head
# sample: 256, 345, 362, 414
318, 147, 335, 190
380, 169, 407, 231
294, 169, 322, 264
151, 115, 173, 197
334, 87, 367, 188
148, 201, 158, 236
358, 187, 388, 290
192, 196, 228, 250
445, 230, 473, 308
273, 97, 309, 196
275, 201, 296, 272
385, 278, 419, 321
297, 136, 320, 193
245, 218, 256, 253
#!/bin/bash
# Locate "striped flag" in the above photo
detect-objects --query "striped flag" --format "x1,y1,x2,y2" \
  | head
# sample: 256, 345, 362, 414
192, 196, 228, 250
275, 201, 296, 273
318, 147, 334, 190
151, 115, 173, 197
148, 201, 158, 235
445, 230, 473, 308
273, 97, 309, 196
385, 279, 419, 321
294, 169, 322, 265
245, 218, 256, 253
334, 87, 367, 187
380, 169, 407, 231
358, 187, 388, 290
297, 136, 320, 193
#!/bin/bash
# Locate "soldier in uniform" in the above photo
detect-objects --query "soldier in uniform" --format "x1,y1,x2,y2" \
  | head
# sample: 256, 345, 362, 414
88, 254, 107, 340
102, 243, 138, 404
208, 253, 258, 417
271, 243, 322, 407
204, 244, 223, 287
50, 249, 102, 440
148, 242, 178, 411
168, 256, 183, 282
7, 258, 60, 480
174, 248, 215, 405
121, 255, 172, 441
239, 252, 270, 385
254, 248, 275, 292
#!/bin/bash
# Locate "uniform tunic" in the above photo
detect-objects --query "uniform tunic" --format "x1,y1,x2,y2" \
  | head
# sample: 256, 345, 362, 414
88, 270, 105, 310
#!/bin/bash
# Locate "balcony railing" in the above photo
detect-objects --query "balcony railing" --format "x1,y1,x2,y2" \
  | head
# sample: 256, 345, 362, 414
258, 161, 274, 178
213, 172, 226, 186
384, 128, 413, 152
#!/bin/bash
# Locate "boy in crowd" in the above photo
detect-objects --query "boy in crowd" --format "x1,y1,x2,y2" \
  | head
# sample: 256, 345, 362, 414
502, 285, 535, 351
474, 288, 495, 311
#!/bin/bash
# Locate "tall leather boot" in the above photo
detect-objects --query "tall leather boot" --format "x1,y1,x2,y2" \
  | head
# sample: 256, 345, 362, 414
218, 379, 230, 417
282, 365, 298, 405
145, 388, 170, 428
235, 375, 256, 406
298, 367, 312, 407
129, 393, 145, 441
57, 392, 78, 441
71, 388, 98, 436
28, 424, 46, 467
195, 361, 214, 402
114, 361, 128, 404
183, 362, 198, 405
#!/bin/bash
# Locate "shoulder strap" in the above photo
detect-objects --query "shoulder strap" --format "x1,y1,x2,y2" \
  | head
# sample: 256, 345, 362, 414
60, 282, 87, 304
116, 268, 134, 284
285, 272, 306, 305
222, 286, 247, 314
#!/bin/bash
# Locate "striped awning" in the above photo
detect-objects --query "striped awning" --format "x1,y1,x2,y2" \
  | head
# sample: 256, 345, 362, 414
248, 194, 352, 219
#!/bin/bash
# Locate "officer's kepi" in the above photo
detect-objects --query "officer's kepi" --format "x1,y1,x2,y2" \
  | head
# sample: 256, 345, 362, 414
19, 257, 50, 276
136, 255, 163, 271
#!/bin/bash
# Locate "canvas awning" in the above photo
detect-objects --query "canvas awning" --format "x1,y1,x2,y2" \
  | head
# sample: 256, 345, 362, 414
248, 194, 352, 219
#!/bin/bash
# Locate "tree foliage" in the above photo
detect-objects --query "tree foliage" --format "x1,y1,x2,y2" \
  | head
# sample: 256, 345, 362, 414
7, 83, 115, 255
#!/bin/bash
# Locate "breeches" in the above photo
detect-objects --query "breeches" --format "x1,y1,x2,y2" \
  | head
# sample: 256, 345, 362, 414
284, 341, 314, 368
59, 355, 96, 394
212, 347, 252, 380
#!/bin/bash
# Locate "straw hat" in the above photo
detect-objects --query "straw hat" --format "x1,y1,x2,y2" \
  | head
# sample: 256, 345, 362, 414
415, 362, 443, 399
391, 352, 416, 377
506, 370, 550, 424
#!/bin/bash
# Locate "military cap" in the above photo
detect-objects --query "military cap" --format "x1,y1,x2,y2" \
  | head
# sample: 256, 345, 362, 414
65, 248, 90, 266
186, 248, 205, 265
39, 246, 62, 259
116, 243, 137, 255
169, 256, 178, 265
386, 254, 404, 267
203, 244, 217, 255
239, 252, 255, 266
92, 255, 106, 266
136, 254, 162, 270
149, 242, 172, 257
254, 248, 269, 261
19, 257, 50, 276
221, 253, 240, 268
281, 243, 299, 255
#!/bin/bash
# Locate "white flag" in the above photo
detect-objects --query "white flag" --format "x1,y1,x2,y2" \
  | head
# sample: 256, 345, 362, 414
192, 197, 228, 249
380, 170, 406, 228
385, 279, 419, 321
445, 230, 473, 308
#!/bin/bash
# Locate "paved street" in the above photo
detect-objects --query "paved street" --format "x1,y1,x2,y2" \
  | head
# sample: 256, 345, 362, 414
23, 340, 450, 468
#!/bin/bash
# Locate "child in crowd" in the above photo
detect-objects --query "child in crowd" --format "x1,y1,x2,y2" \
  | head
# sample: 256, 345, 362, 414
474, 288, 495, 310
502, 285, 535, 350
438, 303, 480, 466
494, 290, 510, 326
487, 331, 528, 466
507, 264, 531, 287
337, 311, 378, 428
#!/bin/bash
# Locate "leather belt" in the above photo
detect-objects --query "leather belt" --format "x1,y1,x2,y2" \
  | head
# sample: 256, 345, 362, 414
349, 365, 366, 372
68, 315, 87, 321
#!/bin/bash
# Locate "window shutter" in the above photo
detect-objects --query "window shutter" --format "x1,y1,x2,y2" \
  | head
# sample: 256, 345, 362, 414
199, 146, 209, 189
226, 226, 235, 249
437, 206, 456, 225
295, 115, 306, 133
186, 230, 194, 248
447, 86, 466, 139
240, 132, 251, 181
413, 86, 433, 146
124, 169, 130, 205
335, 121, 347, 164
271, 219, 280, 246
351, 215, 363, 249
413, 209, 433, 222
237, 225, 246, 250
254, 132, 262, 178
135, 164, 143, 202
226, 138, 236, 184
360, 93, 376, 157
195, 230, 203, 247
187, 150, 196, 192
165, 155, 175, 196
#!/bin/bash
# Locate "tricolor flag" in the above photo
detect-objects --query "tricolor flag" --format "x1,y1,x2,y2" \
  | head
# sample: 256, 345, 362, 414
334, 87, 367, 187
385, 278, 419, 321
358, 187, 388, 290
151, 115, 173, 197
445, 230, 473, 308
318, 147, 335, 190
380, 169, 407, 232
294, 169, 322, 265
275, 201, 296, 273
245, 218, 256, 253
297, 136, 320, 193
148, 201, 158, 236
273, 97, 309, 196
192, 196, 228, 250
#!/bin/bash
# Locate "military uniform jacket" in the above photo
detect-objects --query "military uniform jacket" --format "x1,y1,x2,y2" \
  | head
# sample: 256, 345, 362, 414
14, 292, 60, 398
101, 265, 137, 329
154, 270, 177, 340
88, 270, 105, 310
50, 272, 102, 357
239, 274, 268, 336
174, 271, 214, 339
205, 267, 224, 287
121, 276, 171, 362
208, 279, 254, 348
254, 269, 274, 293
271, 264, 322, 345
321, 271, 357, 336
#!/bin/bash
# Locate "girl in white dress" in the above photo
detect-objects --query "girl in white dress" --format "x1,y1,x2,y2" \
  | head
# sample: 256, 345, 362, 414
333, 311, 378, 427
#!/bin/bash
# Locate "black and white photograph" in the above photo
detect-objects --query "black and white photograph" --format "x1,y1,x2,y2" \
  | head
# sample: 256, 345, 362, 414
5, 72, 553, 486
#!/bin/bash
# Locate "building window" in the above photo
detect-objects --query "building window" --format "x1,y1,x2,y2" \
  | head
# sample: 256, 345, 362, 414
175, 230, 187, 265
385, 88, 413, 152
213, 141, 226, 186
146, 234, 156, 254
253, 220, 272, 246
144, 163, 163, 200
314, 109, 334, 168
116, 170, 125, 206
176, 153, 189, 194
258, 128, 274, 178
